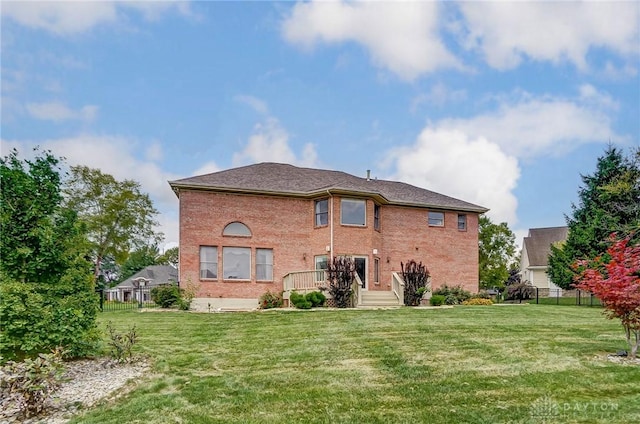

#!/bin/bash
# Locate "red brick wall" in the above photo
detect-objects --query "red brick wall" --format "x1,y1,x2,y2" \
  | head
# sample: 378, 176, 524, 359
178, 190, 480, 299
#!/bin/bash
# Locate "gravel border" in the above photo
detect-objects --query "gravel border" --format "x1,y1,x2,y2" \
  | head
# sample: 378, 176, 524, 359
1, 358, 150, 424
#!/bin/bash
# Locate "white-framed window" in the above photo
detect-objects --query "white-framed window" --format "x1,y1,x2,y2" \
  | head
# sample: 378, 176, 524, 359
374, 204, 380, 231
256, 248, 273, 281
315, 255, 328, 281
428, 211, 444, 227
223, 222, 251, 237
223, 247, 251, 280
458, 214, 467, 231
315, 199, 329, 226
341, 198, 366, 226
200, 246, 218, 279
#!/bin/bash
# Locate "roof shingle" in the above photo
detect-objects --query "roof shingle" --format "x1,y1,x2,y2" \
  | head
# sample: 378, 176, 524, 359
523, 227, 569, 267
169, 162, 488, 213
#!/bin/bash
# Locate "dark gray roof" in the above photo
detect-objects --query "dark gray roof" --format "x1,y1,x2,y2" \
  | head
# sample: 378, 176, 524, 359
169, 162, 488, 213
115, 265, 178, 289
523, 227, 569, 267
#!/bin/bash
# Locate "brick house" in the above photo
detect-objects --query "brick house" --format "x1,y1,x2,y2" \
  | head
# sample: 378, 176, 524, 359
169, 163, 488, 309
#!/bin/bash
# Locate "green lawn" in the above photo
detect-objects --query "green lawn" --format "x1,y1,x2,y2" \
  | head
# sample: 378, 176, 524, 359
74, 305, 639, 423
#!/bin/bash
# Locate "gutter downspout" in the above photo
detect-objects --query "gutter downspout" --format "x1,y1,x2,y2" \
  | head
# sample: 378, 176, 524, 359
327, 189, 334, 262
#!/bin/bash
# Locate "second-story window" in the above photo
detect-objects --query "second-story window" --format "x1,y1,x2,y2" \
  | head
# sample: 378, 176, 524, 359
315, 199, 328, 226
458, 214, 467, 231
374, 204, 380, 231
341, 198, 366, 226
428, 211, 444, 227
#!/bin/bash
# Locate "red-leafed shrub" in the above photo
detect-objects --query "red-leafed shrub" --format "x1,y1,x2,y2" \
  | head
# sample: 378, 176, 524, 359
574, 235, 640, 358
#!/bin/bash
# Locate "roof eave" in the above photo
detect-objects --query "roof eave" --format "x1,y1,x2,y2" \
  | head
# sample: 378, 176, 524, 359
169, 182, 488, 214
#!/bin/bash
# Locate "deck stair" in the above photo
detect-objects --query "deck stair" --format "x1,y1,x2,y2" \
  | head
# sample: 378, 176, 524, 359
359, 290, 401, 307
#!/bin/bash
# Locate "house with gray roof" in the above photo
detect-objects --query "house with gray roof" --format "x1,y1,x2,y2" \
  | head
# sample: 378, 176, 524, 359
169, 162, 488, 310
520, 226, 569, 293
106, 265, 178, 303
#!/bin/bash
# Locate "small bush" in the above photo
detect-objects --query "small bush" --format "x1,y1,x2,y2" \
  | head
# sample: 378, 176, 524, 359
290, 291, 326, 309
430, 295, 445, 306
444, 294, 459, 305
259, 291, 283, 309
290, 291, 312, 309
178, 279, 199, 311
326, 257, 356, 308
306, 291, 326, 307
506, 283, 535, 302
0, 279, 100, 360
473, 290, 492, 299
106, 322, 137, 363
0, 348, 65, 418
401, 260, 431, 306
150, 284, 181, 308
462, 298, 494, 306
432, 284, 472, 305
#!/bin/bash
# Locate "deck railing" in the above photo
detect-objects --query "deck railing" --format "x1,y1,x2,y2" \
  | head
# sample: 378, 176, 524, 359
352, 274, 362, 307
391, 272, 405, 305
283, 270, 327, 292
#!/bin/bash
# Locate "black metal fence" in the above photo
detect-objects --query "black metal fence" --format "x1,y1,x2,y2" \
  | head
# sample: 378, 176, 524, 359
529, 288, 602, 307
96, 287, 157, 311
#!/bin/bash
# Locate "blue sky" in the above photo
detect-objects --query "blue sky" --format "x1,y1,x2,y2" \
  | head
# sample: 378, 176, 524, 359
2, 1, 639, 250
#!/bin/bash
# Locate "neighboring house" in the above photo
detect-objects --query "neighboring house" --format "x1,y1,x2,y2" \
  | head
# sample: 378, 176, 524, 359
520, 226, 568, 292
169, 162, 488, 309
106, 265, 178, 302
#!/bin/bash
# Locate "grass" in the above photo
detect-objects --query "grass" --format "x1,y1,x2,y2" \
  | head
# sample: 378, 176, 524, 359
531, 297, 603, 307
72, 305, 639, 423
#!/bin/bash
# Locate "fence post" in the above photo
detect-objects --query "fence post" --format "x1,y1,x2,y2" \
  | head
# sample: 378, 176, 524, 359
535, 287, 539, 304
577, 290, 581, 306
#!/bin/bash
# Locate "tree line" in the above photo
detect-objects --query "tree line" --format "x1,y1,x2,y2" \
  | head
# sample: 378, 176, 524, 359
0, 148, 168, 359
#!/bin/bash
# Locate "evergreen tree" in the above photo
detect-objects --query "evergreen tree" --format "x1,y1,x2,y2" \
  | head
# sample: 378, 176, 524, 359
548, 146, 640, 289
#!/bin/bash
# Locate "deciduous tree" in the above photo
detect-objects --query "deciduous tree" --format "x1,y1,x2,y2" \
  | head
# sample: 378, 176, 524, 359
63, 166, 162, 281
478, 216, 517, 290
574, 235, 640, 358
158, 246, 179, 269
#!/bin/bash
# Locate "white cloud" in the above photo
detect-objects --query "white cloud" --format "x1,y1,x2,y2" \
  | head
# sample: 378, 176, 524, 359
26, 101, 98, 122
383, 84, 628, 229
192, 161, 221, 176
384, 128, 520, 225
281, 0, 461, 80
145, 143, 164, 162
1, 1, 193, 35
436, 90, 624, 158
233, 117, 319, 168
234, 94, 269, 115
458, 1, 640, 70
411, 82, 467, 112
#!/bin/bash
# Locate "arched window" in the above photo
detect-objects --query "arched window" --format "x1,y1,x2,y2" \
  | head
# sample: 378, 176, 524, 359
223, 222, 252, 237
